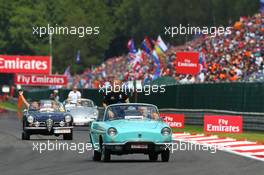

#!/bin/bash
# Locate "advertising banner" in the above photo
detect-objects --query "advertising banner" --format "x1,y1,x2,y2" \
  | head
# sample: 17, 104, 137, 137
14, 74, 67, 86
175, 52, 199, 75
160, 113, 184, 128
204, 115, 243, 133
0, 55, 51, 74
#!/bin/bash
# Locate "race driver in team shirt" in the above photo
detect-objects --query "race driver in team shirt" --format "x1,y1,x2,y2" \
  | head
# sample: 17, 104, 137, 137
67, 86, 81, 104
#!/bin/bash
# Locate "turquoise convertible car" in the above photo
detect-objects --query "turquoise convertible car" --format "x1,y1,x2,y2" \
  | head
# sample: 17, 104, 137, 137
89, 103, 172, 162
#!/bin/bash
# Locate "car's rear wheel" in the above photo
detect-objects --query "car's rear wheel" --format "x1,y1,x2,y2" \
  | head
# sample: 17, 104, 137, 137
102, 146, 111, 162
161, 150, 170, 162
22, 131, 30, 140
149, 152, 158, 161
93, 150, 102, 161
63, 133, 73, 140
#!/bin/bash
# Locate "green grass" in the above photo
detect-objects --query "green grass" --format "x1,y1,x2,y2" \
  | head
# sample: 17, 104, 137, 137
0, 101, 17, 111
173, 125, 264, 143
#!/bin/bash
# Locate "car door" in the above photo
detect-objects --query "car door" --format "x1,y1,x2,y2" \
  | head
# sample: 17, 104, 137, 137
90, 111, 105, 146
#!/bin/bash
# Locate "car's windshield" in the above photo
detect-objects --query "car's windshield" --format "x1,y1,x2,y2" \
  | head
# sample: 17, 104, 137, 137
105, 104, 159, 121
65, 99, 94, 108
29, 100, 63, 112
78, 100, 94, 107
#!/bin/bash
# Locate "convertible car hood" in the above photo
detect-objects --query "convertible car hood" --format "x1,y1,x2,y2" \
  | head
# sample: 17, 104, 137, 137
29, 111, 65, 121
106, 119, 164, 131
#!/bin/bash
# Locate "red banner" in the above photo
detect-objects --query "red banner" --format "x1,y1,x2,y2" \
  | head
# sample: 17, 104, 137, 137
160, 113, 184, 128
0, 55, 51, 74
14, 74, 67, 86
204, 115, 243, 133
175, 52, 199, 75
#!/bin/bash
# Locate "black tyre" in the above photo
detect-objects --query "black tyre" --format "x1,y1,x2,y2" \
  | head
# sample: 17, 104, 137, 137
63, 133, 73, 140
22, 131, 30, 140
93, 150, 102, 161
161, 150, 170, 162
102, 147, 111, 162
148, 152, 158, 161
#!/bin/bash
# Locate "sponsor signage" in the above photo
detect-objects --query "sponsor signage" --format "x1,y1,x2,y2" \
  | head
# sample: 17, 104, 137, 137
14, 74, 67, 86
175, 52, 199, 75
0, 55, 51, 74
204, 115, 243, 133
160, 113, 184, 128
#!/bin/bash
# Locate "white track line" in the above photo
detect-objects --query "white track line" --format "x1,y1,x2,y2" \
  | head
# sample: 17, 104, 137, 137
229, 145, 264, 150
215, 141, 255, 147
201, 138, 236, 143
173, 134, 205, 139
172, 133, 191, 137
172, 133, 264, 162
186, 136, 219, 141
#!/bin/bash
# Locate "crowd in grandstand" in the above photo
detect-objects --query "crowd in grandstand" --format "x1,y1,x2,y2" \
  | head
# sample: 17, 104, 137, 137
67, 13, 263, 88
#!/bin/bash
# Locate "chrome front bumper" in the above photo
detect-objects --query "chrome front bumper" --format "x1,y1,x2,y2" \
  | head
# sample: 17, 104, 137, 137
24, 126, 73, 130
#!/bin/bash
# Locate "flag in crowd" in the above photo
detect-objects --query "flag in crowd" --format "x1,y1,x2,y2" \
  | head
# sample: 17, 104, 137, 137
76, 50, 81, 63
141, 37, 152, 54
156, 35, 168, 52
129, 36, 167, 80
64, 66, 71, 79
127, 39, 137, 53
260, 0, 264, 13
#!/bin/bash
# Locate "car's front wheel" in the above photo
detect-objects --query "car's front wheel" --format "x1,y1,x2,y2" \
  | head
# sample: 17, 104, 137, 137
63, 133, 73, 140
102, 146, 111, 162
93, 150, 101, 161
161, 150, 170, 162
149, 152, 158, 161
22, 131, 30, 140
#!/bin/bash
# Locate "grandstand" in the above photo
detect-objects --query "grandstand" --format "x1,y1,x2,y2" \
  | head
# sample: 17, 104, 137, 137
70, 13, 263, 88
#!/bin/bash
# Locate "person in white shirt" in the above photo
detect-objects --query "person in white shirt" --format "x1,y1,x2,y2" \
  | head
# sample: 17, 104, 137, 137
67, 86, 81, 104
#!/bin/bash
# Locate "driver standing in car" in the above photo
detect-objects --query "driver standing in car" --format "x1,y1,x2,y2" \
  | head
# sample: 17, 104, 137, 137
67, 86, 81, 104
102, 80, 129, 107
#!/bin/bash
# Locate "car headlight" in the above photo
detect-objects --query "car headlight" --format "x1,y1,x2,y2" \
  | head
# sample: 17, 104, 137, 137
107, 127, 117, 136
161, 127, 171, 136
65, 115, 72, 123
27, 115, 34, 123
93, 111, 98, 116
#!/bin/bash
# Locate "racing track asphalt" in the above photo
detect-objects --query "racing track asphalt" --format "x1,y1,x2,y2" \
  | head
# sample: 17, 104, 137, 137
0, 111, 263, 175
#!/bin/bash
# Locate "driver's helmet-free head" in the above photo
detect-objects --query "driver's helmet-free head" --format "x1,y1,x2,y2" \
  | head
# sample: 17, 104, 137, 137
31, 101, 40, 110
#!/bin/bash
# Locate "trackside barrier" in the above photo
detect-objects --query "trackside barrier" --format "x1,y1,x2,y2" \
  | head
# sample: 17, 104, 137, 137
159, 108, 264, 131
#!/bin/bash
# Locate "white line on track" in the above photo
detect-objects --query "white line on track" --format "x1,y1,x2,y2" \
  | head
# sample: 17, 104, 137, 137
229, 145, 264, 150
172, 133, 264, 162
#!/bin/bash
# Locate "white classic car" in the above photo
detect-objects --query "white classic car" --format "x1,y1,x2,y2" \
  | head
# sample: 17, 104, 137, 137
64, 98, 98, 126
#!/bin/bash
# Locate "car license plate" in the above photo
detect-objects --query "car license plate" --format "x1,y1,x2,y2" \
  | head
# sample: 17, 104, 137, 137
54, 129, 71, 134
75, 122, 85, 126
131, 144, 148, 149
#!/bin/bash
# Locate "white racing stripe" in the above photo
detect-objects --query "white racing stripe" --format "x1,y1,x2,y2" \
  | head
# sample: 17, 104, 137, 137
248, 152, 264, 156
229, 145, 264, 150
172, 133, 191, 137
172, 133, 264, 162
186, 136, 219, 141
174, 134, 205, 139
215, 141, 255, 147
201, 138, 236, 143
